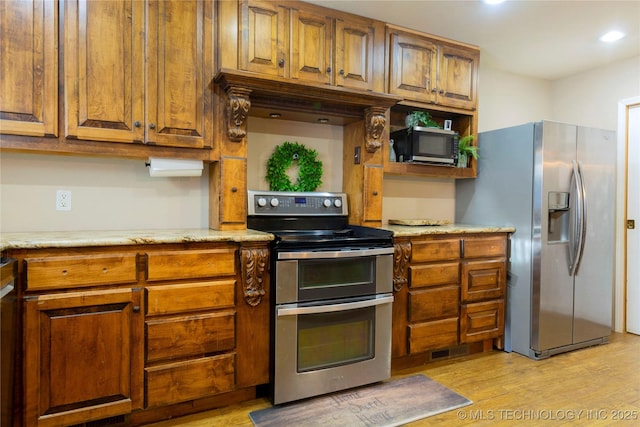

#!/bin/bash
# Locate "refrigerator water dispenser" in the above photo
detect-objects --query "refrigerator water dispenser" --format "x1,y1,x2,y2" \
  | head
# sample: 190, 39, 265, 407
548, 191, 569, 242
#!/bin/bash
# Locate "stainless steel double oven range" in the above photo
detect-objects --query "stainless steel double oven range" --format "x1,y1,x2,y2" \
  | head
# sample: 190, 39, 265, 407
247, 190, 394, 405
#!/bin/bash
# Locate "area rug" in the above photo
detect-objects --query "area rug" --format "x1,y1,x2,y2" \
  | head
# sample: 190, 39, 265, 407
249, 374, 472, 427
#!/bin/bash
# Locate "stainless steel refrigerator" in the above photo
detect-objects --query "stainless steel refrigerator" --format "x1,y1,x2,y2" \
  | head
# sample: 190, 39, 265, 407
455, 121, 616, 359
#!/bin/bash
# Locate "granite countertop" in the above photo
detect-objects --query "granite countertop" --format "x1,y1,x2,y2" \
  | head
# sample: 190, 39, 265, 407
382, 223, 515, 237
0, 228, 274, 251
1, 224, 515, 251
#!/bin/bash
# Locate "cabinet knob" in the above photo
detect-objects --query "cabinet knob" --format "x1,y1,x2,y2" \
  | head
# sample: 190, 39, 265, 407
134, 121, 141, 128
439, 89, 445, 95
231, 187, 238, 193
339, 69, 345, 76
327, 67, 332, 73
132, 306, 140, 313
278, 59, 285, 67
372, 191, 378, 196
149, 123, 156, 130
431, 88, 437, 93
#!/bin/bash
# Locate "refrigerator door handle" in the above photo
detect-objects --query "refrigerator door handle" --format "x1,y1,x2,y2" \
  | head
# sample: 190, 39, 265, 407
575, 160, 588, 273
569, 160, 586, 276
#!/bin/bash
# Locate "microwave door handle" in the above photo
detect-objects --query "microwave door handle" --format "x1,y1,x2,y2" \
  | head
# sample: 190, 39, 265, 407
276, 294, 394, 317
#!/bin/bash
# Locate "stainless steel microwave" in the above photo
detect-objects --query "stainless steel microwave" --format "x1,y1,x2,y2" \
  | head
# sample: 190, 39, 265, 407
390, 126, 459, 166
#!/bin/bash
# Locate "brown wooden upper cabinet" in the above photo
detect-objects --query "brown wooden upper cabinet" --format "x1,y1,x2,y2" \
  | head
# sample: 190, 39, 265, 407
64, 0, 214, 149
388, 26, 479, 110
0, 0, 58, 137
238, 0, 382, 91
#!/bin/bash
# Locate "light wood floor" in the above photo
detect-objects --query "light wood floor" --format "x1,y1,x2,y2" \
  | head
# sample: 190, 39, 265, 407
147, 333, 640, 426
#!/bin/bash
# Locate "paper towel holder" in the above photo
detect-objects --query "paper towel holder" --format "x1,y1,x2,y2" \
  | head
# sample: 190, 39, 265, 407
146, 157, 204, 177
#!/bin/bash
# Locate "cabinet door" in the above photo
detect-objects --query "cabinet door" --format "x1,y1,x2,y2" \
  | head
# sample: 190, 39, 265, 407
219, 157, 248, 227
24, 288, 143, 426
388, 31, 437, 103
146, 249, 236, 282
240, 0, 288, 78
408, 318, 458, 353
437, 44, 479, 110
462, 236, 507, 259
146, 0, 213, 149
460, 299, 505, 343
411, 239, 460, 263
461, 259, 506, 303
409, 262, 460, 288
363, 165, 383, 225
409, 285, 459, 322
1, 0, 58, 137
146, 310, 235, 363
290, 7, 332, 85
64, 0, 145, 143
145, 354, 235, 407
335, 17, 375, 91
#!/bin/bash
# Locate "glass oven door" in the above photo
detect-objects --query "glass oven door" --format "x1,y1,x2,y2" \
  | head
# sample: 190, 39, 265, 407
275, 247, 393, 304
273, 294, 393, 405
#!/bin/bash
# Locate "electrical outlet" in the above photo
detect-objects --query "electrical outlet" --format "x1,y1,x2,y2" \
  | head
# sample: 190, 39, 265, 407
56, 190, 71, 211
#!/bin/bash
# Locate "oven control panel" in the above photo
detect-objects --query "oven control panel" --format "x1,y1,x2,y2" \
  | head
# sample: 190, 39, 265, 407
248, 190, 348, 216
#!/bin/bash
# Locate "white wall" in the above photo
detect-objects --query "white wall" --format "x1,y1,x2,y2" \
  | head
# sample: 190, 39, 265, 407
0, 152, 209, 232
552, 55, 640, 130
477, 66, 552, 132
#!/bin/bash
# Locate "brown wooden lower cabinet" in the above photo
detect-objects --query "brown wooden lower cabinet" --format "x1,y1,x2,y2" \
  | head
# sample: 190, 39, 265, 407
392, 233, 509, 369
460, 299, 505, 343
9, 241, 270, 426
145, 354, 236, 407
23, 288, 144, 427
145, 310, 236, 363
408, 318, 459, 353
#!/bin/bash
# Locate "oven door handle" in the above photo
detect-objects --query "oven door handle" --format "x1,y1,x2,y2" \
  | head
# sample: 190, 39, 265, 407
276, 294, 394, 316
277, 247, 393, 260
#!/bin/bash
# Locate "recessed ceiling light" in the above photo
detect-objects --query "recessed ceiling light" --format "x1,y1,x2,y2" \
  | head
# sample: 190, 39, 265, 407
600, 31, 625, 42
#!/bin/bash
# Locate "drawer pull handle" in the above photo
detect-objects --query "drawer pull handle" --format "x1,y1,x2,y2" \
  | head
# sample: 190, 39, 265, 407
102, 268, 108, 274
62, 270, 68, 275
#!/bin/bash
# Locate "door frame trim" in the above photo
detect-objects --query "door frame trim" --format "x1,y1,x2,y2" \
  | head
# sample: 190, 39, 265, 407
616, 96, 640, 332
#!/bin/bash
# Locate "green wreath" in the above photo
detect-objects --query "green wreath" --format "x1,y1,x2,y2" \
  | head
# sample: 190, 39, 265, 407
266, 141, 323, 191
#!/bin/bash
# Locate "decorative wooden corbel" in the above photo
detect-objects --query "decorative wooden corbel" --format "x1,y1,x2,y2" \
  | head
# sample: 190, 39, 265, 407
241, 247, 268, 307
393, 241, 411, 292
225, 86, 252, 142
364, 106, 387, 153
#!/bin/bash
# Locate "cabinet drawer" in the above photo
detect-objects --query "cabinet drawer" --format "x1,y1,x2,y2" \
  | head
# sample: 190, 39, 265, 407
460, 300, 505, 343
146, 280, 235, 315
462, 236, 507, 259
411, 239, 459, 263
146, 310, 235, 363
461, 259, 506, 302
25, 253, 137, 290
408, 318, 458, 353
145, 354, 235, 407
409, 262, 459, 288
409, 286, 459, 322
146, 249, 236, 281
